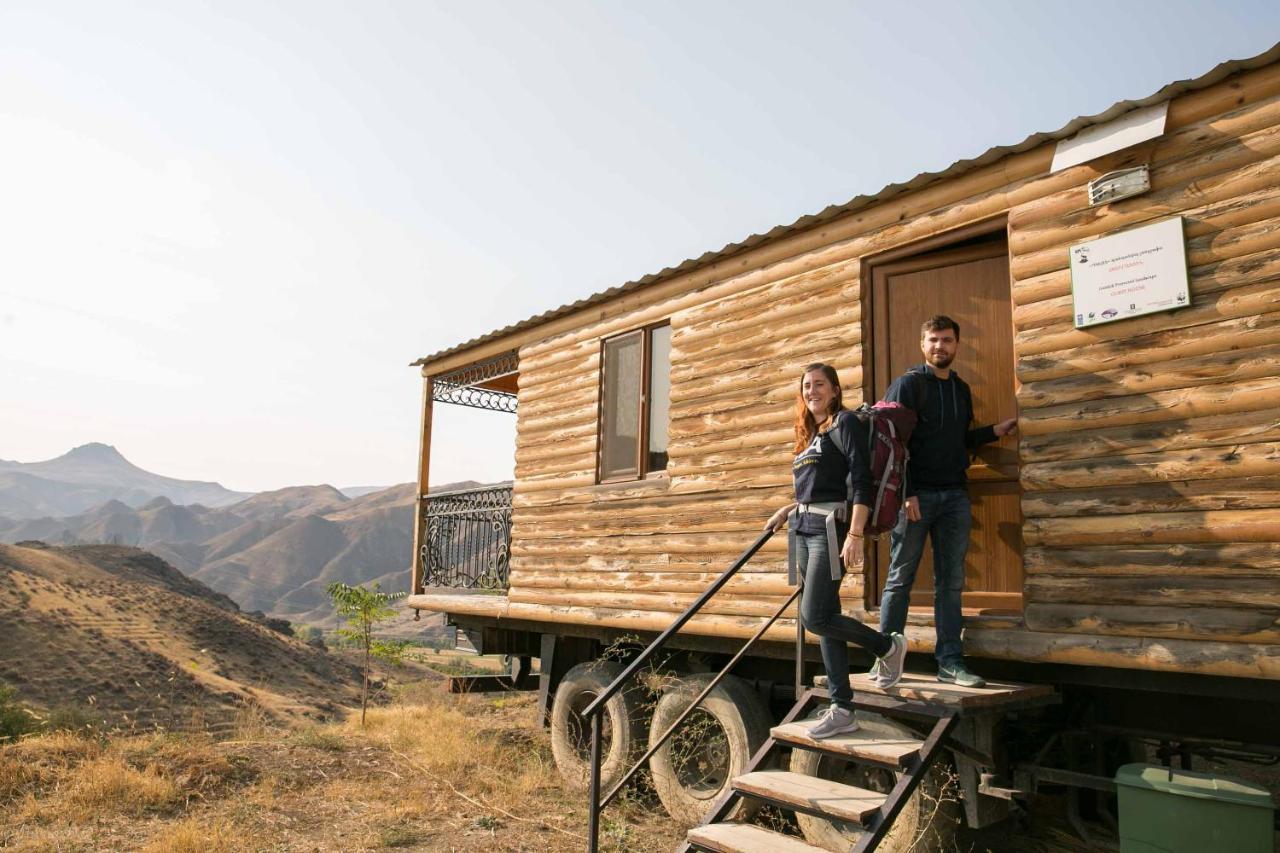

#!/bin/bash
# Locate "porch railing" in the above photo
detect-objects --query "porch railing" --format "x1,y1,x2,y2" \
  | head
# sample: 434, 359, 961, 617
419, 484, 513, 590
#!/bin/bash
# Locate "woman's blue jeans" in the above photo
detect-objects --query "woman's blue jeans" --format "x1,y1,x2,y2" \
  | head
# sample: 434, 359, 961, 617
878, 487, 971, 667
795, 530, 892, 711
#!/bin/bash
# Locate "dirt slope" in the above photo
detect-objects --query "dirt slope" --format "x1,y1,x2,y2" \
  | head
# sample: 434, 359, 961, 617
0, 543, 361, 731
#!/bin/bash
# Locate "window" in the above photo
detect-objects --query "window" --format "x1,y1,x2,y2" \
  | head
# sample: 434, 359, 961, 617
598, 322, 672, 482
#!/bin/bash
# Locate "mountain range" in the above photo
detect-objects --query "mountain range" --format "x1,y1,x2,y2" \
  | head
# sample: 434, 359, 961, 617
0, 443, 251, 518
0, 444, 484, 628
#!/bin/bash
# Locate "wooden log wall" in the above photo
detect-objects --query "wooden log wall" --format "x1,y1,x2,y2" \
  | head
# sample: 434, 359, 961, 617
495, 60, 1280, 677
1009, 64, 1280, 656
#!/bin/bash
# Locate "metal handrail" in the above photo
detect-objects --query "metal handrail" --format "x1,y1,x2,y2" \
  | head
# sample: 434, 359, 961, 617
580, 528, 774, 720
598, 585, 801, 810
583, 527, 782, 852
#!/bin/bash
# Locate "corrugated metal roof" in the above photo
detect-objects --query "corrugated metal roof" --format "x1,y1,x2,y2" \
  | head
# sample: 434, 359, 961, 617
414, 42, 1280, 369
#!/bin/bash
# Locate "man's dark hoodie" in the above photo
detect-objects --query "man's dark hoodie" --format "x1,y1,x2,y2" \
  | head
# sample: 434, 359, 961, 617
884, 364, 998, 497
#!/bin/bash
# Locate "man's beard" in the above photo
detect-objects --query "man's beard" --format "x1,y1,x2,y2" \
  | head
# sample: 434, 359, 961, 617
928, 352, 955, 369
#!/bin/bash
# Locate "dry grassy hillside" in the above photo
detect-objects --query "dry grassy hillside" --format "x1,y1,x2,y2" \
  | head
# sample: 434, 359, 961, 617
0, 543, 361, 733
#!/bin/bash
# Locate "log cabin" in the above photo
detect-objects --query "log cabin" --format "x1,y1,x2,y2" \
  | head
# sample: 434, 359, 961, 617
404, 43, 1280, 849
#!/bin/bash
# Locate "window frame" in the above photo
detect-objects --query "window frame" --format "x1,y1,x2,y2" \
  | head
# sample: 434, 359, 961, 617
596, 320, 672, 484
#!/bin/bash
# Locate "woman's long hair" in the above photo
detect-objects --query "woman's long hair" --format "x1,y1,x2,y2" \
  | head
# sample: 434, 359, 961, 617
793, 363, 844, 454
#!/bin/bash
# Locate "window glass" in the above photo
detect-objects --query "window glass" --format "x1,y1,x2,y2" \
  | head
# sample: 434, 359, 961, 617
646, 324, 672, 473
600, 331, 642, 479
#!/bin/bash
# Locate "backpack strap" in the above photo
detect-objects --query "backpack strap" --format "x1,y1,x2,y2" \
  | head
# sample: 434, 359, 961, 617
823, 410, 856, 503
825, 409, 848, 460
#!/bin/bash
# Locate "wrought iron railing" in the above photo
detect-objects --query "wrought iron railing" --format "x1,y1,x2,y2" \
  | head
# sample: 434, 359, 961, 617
419, 484, 513, 590
432, 351, 519, 413
582, 527, 800, 852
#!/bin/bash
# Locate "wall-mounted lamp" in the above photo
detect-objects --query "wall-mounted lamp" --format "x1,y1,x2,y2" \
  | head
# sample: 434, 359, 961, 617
1088, 165, 1151, 206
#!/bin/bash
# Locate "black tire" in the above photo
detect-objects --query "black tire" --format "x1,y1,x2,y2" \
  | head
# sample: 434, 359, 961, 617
648, 674, 771, 826
549, 661, 646, 792
790, 713, 961, 852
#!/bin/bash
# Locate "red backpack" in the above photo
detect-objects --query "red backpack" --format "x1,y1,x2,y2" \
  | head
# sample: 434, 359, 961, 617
829, 402, 918, 538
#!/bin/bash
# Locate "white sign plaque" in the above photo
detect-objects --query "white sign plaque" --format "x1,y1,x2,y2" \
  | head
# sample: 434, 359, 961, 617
1070, 217, 1190, 329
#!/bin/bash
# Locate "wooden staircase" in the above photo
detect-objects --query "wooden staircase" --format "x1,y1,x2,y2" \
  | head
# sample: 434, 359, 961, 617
681, 673, 1056, 852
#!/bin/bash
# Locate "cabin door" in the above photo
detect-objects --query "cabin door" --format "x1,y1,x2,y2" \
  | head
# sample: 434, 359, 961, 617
869, 239, 1023, 614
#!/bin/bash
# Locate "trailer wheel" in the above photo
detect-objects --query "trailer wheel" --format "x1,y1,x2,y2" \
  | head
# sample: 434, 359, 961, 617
648, 674, 771, 826
790, 713, 960, 852
549, 661, 645, 792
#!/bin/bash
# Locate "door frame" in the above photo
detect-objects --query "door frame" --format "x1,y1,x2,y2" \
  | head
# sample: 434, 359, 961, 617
857, 215, 1019, 612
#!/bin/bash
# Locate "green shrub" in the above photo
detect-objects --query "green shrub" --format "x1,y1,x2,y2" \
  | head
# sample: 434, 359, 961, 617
326, 582, 408, 726
0, 683, 38, 742
43, 704, 103, 735
296, 625, 328, 650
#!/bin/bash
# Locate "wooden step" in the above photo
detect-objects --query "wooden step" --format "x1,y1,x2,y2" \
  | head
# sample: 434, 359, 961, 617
687, 822, 828, 853
771, 721, 922, 768
812, 672, 1056, 713
733, 770, 885, 823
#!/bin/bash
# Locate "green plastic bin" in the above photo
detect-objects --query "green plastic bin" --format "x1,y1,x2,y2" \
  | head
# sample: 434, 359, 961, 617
1116, 763, 1275, 852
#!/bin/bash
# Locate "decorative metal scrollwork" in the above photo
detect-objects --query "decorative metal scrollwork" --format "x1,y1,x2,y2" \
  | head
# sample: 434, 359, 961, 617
420, 484, 513, 590
432, 351, 518, 413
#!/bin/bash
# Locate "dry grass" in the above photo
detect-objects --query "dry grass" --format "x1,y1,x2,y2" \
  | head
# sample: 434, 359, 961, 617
0, 688, 681, 852
227, 698, 276, 742
63, 756, 181, 816
0, 677, 1115, 852
0, 730, 104, 805
138, 818, 239, 852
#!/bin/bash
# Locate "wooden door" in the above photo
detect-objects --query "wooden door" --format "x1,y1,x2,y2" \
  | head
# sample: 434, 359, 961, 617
869, 240, 1023, 613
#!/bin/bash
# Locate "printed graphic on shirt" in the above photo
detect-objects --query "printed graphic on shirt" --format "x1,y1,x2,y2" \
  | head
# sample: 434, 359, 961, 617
793, 430, 847, 495
793, 433, 824, 470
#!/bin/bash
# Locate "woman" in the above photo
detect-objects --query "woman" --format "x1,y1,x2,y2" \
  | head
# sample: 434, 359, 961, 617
766, 363, 907, 739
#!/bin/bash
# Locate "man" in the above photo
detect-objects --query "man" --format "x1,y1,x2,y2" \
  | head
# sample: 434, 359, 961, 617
875, 315, 1017, 688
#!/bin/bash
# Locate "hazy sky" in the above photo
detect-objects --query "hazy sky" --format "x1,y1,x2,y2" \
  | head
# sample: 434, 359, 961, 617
3, 2, 1277, 493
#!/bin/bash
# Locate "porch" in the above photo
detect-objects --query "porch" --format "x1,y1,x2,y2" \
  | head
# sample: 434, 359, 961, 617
411, 349, 518, 595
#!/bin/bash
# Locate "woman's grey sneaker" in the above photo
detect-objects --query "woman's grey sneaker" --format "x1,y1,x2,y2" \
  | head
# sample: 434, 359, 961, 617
808, 705, 859, 739
937, 661, 987, 688
872, 633, 907, 689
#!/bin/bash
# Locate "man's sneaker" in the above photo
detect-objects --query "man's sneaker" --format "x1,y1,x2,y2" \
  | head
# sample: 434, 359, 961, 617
868, 658, 882, 682
807, 705, 859, 739
937, 661, 987, 688
872, 633, 907, 689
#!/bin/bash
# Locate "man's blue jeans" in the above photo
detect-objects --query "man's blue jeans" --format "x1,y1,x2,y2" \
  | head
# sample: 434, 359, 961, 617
878, 487, 971, 666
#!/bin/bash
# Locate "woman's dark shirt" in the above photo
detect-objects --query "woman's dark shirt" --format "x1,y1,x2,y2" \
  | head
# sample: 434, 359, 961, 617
791, 410, 873, 535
